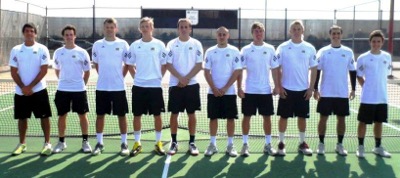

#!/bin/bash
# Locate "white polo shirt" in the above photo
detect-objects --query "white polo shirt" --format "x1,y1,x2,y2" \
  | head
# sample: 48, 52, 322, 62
316, 45, 356, 98
127, 38, 167, 88
357, 50, 392, 104
53, 46, 91, 91
241, 42, 279, 94
9, 42, 50, 95
92, 38, 129, 91
166, 37, 203, 86
204, 44, 242, 95
275, 40, 318, 91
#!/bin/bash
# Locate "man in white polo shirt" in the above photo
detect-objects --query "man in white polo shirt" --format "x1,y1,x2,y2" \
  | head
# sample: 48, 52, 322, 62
9, 23, 52, 156
356, 30, 392, 158
313, 25, 356, 156
238, 22, 279, 157
204, 26, 242, 157
165, 18, 203, 156
52, 25, 92, 154
275, 20, 318, 156
92, 18, 130, 156
126, 17, 167, 157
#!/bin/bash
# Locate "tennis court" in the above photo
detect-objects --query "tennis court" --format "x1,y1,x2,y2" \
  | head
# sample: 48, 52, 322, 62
1, 68, 400, 177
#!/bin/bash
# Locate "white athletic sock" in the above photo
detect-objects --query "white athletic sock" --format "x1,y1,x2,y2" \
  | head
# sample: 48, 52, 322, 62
279, 132, 285, 143
228, 137, 234, 145
155, 131, 162, 142
121, 133, 127, 144
96, 133, 103, 144
299, 132, 305, 143
265, 135, 271, 144
242, 135, 248, 144
134, 131, 141, 143
210, 136, 217, 146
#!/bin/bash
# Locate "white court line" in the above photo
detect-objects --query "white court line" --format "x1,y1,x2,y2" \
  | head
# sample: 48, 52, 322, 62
350, 108, 400, 132
162, 154, 172, 178
0, 106, 13, 112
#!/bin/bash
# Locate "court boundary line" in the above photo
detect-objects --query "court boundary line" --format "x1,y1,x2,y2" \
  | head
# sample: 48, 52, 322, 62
162, 154, 172, 178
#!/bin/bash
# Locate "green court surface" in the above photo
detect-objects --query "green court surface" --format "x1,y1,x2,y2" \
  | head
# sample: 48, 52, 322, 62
0, 134, 399, 178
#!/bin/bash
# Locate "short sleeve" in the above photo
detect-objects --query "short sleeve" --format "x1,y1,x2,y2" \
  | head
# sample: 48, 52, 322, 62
82, 50, 91, 71
195, 41, 204, 63
9, 48, 18, 68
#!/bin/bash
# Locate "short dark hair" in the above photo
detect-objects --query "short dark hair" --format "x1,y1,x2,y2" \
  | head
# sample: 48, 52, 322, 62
103, 18, 117, 26
329, 25, 343, 34
61, 25, 76, 36
22, 23, 37, 34
369, 30, 385, 42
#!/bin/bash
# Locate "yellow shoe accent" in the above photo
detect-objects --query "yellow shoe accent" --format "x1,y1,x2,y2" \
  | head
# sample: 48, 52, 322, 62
12, 143, 27, 156
130, 142, 142, 157
154, 141, 165, 155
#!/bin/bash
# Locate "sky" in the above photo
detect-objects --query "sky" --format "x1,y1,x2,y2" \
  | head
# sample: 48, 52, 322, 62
2, 0, 399, 20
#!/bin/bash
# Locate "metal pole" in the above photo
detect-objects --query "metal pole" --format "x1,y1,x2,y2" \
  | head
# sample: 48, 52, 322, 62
333, 9, 337, 25
92, 1, 95, 43
26, 3, 29, 22
46, 6, 48, 46
238, 8, 241, 49
352, 6, 355, 51
388, 0, 394, 79
264, 0, 267, 41
284, 8, 287, 41
378, 0, 382, 30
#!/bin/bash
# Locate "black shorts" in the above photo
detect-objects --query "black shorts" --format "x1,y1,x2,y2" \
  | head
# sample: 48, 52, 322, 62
14, 89, 52, 119
96, 90, 128, 116
357, 103, 388, 124
242, 93, 274, 116
54, 90, 89, 116
168, 83, 201, 114
207, 94, 238, 119
277, 88, 309, 118
132, 86, 165, 116
317, 97, 349, 116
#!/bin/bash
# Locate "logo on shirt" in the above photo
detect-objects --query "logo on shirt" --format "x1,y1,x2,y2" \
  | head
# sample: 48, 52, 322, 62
84, 60, 88, 66
151, 47, 155, 51
341, 54, 346, 57
168, 51, 173, 57
276, 54, 280, 59
33, 51, 38, 54
263, 51, 267, 55
116, 48, 120, 51
383, 60, 387, 64
196, 50, 201, 56
273, 56, 277, 62
241, 56, 245, 62
13, 56, 18, 62
101, 46, 105, 48
302, 50, 305, 53
175, 45, 179, 47
41, 55, 47, 60
138, 46, 141, 49
251, 50, 254, 52
55, 59, 59, 65
189, 47, 193, 50
351, 59, 354, 64
127, 52, 131, 59
72, 55, 76, 58
370, 59, 373, 61
205, 57, 209, 63
93, 52, 97, 57
313, 55, 316, 60
358, 65, 364, 71
235, 57, 239, 63
162, 52, 166, 58
61, 53, 64, 55
226, 54, 230, 57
